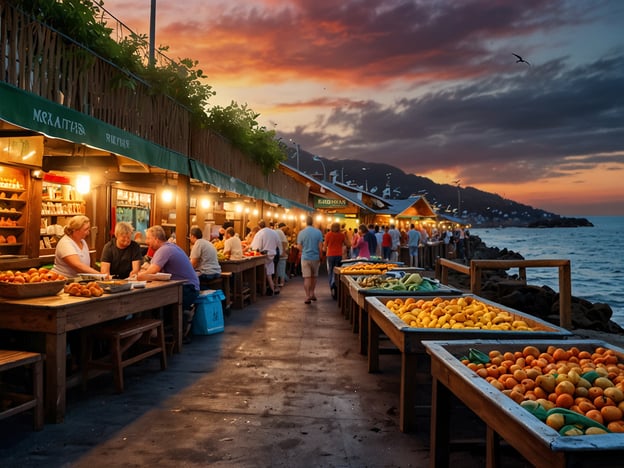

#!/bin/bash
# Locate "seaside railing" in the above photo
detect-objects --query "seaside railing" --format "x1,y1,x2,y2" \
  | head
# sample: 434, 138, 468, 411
436, 258, 572, 329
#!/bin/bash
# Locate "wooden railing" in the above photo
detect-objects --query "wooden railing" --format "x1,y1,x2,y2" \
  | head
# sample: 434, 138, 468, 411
436, 258, 573, 329
0, 1, 307, 204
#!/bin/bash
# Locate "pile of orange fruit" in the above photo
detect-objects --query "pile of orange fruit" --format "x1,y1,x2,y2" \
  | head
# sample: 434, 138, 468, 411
462, 345, 624, 433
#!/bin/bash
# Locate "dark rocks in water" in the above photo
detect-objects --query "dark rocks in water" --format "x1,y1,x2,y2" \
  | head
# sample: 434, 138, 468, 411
449, 234, 622, 334
528, 217, 594, 228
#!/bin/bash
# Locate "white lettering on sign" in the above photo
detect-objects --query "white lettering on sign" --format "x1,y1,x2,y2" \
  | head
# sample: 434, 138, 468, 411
32, 108, 86, 136
105, 133, 131, 149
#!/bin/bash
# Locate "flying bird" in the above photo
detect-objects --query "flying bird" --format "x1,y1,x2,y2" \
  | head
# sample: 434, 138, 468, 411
513, 53, 530, 66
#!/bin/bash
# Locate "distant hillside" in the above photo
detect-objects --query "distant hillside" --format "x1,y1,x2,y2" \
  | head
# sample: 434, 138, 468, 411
288, 150, 590, 227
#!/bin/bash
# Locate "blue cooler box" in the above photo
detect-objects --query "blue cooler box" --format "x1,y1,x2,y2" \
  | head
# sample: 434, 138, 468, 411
193, 289, 225, 335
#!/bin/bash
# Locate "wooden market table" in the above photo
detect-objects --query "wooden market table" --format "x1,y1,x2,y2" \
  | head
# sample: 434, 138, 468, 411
219, 255, 267, 309
0, 280, 184, 423
342, 274, 460, 355
423, 339, 624, 468
363, 295, 572, 433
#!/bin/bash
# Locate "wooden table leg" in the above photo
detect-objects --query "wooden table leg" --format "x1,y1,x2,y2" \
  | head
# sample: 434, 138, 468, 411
486, 425, 501, 468
400, 352, 418, 432
368, 315, 380, 373
45, 332, 67, 423
359, 307, 368, 356
430, 376, 451, 468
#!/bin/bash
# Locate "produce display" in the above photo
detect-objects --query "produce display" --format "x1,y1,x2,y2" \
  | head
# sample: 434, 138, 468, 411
460, 344, 624, 435
340, 262, 399, 275
356, 273, 439, 292
0, 268, 65, 283
64, 281, 104, 297
384, 295, 535, 330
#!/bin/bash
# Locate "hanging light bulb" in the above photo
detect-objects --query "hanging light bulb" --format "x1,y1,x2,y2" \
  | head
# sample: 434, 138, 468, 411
76, 174, 91, 194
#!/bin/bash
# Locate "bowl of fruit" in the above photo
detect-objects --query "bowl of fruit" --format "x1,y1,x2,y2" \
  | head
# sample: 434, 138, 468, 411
0, 268, 67, 298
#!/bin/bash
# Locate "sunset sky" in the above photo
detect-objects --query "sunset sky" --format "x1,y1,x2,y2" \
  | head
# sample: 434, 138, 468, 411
102, 0, 624, 216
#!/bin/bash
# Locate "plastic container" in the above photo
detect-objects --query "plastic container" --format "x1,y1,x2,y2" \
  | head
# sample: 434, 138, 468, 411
192, 289, 225, 335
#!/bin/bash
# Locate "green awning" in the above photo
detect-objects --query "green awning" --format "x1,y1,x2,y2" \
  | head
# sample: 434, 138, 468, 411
189, 159, 312, 211
0, 82, 189, 175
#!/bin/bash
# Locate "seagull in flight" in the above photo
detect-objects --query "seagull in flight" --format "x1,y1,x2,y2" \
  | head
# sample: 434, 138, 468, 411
513, 53, 530, 66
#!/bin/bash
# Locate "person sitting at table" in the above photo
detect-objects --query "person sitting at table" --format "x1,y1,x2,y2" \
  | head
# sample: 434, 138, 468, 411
100, 222, 143, 279
52, 215, 103, 278
137, 225, 200, 343
188, 225, 221, 286
223, 226, 243, 260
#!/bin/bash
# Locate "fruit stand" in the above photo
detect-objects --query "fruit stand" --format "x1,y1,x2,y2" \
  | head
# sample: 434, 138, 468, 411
342, 274, 461, 355
364, 295, 572, 432
0, 280, 184, 423
423, 339, 624, 468
219, 255, 267, 309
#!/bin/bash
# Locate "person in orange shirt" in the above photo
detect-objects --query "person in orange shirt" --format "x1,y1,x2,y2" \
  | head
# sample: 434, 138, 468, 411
323, 222, 349, 298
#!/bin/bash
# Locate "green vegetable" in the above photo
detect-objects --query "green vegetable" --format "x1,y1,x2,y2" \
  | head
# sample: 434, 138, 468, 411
520, 400, 548, 421
581, 370, 600, 384
546, 407, 610, 432
403, 273, 423, 286
468, 348, 490, 365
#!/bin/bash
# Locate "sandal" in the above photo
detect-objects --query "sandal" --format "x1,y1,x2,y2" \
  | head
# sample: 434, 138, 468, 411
304, 299, 312, 304
310, 296, 317, 301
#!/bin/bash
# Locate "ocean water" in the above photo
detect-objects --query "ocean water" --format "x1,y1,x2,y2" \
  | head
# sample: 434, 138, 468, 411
471, 216, 623, 328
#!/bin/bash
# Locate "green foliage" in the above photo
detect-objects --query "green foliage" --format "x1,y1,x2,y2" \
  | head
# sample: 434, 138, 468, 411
205, 102, 287, 174
13, 0, 283, 174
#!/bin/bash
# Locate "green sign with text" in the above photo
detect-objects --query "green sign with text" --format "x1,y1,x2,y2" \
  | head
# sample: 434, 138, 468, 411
314, 197, 347, 209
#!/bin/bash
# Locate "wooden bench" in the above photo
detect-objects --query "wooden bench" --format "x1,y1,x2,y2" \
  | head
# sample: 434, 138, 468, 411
0, 350, 44, 430
81, 318, 167, 393
199, 272, 232, 311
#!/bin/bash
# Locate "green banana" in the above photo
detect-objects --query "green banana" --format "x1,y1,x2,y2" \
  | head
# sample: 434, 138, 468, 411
546, 407, 610, 432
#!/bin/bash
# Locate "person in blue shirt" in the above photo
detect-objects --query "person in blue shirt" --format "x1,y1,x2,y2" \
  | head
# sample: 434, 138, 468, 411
296, 216, 324, 304
407, 223, 421, 267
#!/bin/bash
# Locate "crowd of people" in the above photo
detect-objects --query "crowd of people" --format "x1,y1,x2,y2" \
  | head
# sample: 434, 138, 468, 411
50, 214, 469, 317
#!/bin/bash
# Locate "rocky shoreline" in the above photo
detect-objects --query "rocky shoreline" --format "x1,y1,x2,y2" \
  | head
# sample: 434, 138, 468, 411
446, 235, 624, 336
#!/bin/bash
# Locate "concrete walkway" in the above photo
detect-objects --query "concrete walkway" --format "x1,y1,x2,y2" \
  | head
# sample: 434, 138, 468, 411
1, 274, 544, 467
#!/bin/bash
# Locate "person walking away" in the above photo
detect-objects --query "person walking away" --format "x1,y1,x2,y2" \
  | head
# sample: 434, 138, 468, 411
352, 224, 371, 259
324, 222, 347, 299
366, 224, 378, 258
341, 223, 351, 259
189, 225, 221, 287
137, 225, 200, 343
388, 224, 401, 262
374, 225, 383, 258
381, 226, 392, 260
275, 223, 289, 288
297, 216, 324, 304
407, 223, 421, 268
250, 220, 281, 295
223, 227, 243, 260
350, 227, 360, 258
100, 221, 143, 279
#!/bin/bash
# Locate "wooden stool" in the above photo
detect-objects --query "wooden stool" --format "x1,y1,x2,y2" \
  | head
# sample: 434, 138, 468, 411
199, 272, 232, 311
82, 318, 167, 393
0, 350, 44, 430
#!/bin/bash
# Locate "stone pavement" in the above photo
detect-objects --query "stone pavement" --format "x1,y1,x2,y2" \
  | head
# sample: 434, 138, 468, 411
0, 272, 579, 468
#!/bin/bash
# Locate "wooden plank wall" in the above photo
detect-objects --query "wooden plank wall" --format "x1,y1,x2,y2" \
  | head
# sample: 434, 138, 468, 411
0, 2, 305, 204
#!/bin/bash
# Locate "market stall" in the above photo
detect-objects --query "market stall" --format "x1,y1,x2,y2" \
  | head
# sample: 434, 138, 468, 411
424, 339, 624, 467
364, 295, 572, 432
0, 280, 184, 423
219, 255, 267, 309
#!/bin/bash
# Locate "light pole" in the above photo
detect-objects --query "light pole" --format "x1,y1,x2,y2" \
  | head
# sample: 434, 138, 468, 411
289, 139, 300, 170
313, 155, 326, 181
149, 0, 156, 66
454, 179, 461, 214
362, 167, 370, 191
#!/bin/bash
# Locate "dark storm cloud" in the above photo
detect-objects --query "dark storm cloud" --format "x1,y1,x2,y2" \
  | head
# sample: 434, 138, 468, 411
294, 53, 624, 185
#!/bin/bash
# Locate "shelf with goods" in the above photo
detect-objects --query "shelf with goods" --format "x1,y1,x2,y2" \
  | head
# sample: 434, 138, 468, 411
0, 168, 29, 255
39, 180, 86, 257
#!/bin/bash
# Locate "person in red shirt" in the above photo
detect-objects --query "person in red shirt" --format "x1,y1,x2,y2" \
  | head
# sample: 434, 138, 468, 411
323, 222, 349, 297
381, 226, 392, 260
